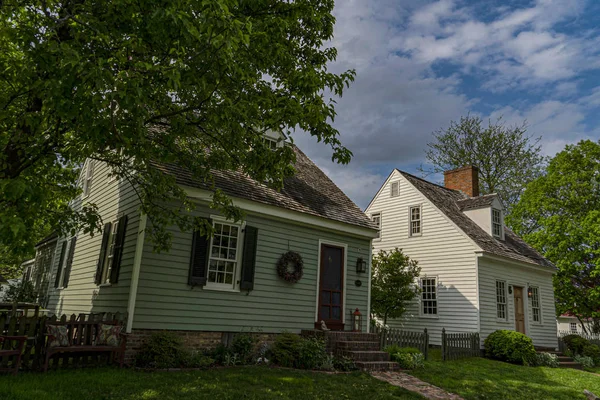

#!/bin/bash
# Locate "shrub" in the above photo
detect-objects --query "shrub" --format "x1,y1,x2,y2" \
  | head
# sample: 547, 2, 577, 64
484, 330, 536, 365
333, 355, 358, 372
271, 332, 302, 368
179, 350, 214, 369
532, 352, 559, 368
393, 351, 424, 370
384, 344, 403, 355
135, 331, 186, 369
583, 344, 600, 364
231, 333, 258, 364
296, 337, 328, 370
562, 334, 589, 355
574, 355, 595, 369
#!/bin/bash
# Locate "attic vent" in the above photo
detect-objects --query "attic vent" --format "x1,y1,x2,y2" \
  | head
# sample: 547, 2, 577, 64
390, 181, 400, 197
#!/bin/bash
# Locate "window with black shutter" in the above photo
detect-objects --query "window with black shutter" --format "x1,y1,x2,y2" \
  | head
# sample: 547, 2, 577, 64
54, 241, 67, 288
189, 219, 212, 287
240, 226, 258, 291
95, 215, 129, 285
62, 237, 77, 288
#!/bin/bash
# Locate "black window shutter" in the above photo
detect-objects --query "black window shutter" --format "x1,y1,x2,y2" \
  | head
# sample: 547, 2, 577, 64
95, 222, 112, 285
62, 237, 77, 288
240, 226, 258, 291
109, 215, 128, 284
189, 219, 211, 287
54, 241, 67, 288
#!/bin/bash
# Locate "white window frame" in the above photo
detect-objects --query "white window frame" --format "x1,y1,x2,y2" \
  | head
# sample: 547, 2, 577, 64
205, 216, 245, 292
492, 208, 502, 238
409, 205, 422, 237
81, 161, 94, 198
99, 220, 119, 285
530, 286, 542, 324
495, 280, 508, 321
371, 212, 381, 240
420, 276, 438, 318
570, 322, 577, 333
262, 136, 279, 150
390, 181, 400, 197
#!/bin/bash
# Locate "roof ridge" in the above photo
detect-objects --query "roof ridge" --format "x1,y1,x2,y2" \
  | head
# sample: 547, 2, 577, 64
396, 169, 462, 194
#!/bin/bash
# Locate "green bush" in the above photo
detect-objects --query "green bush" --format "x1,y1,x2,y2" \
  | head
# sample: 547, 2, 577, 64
231, 333, 258, 364
135, 331, 184, 369
271, 332, 302, 368
179, 350, 214, 369
583, 344, 600, 364
296, 337, 328, 370
574, 355, 595, 368
562, 334, 589, 355
484, 330, 537, 365
333, 355, 358, 372
532, 352, 559, 368
392, 351, 424, 369
384, 344, 404, 355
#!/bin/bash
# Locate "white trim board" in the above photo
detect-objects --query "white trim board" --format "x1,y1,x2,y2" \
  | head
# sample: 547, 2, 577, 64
126, 212, 147, 333
183, 186, 378, 239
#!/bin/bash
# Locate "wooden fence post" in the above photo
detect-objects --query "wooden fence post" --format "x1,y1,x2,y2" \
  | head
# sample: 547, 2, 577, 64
423, 328, 429, 360
442, 328, 446, 361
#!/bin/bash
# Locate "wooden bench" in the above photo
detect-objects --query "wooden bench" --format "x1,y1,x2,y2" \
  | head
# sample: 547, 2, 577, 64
0, 336, 27, 375
43, 319, 127, 372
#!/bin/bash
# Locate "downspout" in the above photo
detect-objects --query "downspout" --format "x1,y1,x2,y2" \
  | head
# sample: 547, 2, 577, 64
126, 212, 147, 333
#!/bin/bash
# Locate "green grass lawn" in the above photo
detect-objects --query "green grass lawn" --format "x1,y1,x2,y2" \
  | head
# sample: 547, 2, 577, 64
0, 366, 423, 400
411, 349, 600, 400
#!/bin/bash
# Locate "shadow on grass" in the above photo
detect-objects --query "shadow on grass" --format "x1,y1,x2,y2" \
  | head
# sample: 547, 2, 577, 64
0, 366, 425, 400
411, 351, 600, 400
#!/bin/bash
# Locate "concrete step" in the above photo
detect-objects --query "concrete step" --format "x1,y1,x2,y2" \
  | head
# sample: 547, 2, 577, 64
355, 361, 400, 372
336, 341, 381, 351
341, 350, 390, 362
559, 361, 584, 370
558, 356, 574, 362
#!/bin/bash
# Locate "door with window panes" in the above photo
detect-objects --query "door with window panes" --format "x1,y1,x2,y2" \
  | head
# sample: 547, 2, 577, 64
317, 244, 344, 330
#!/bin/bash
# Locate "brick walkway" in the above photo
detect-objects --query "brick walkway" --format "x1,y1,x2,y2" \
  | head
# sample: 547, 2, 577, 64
371, 371, 464, 400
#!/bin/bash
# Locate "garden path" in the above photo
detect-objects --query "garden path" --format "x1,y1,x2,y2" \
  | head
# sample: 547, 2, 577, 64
371, 371, 463, 400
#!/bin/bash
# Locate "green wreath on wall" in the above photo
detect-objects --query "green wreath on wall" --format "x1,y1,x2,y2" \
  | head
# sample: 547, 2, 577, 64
276, 251, 304, 283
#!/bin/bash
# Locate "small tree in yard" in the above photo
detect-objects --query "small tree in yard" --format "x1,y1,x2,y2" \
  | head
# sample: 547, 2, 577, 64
371, 249, 421, 325
3, 280, 37, 303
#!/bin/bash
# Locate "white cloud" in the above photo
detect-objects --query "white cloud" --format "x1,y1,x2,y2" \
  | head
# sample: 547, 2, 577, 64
292, 0, 600, 209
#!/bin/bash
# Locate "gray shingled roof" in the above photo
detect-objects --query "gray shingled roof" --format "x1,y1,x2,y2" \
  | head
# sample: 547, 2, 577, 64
156, 145, 378, 231
456, 194, 497, 211
398, 170, 554, 269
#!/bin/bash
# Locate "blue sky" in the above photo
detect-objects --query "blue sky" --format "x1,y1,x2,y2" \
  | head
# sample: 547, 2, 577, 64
293, 0, 600, 209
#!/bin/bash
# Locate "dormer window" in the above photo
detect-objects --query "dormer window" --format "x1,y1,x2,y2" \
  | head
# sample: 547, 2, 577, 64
492, 209, 502, 237
262, 137, 278, 150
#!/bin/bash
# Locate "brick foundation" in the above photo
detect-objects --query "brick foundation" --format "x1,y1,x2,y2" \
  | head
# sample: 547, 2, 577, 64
124, 329, 278, 365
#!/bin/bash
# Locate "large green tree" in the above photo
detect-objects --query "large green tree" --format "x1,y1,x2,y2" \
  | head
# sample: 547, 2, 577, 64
508, 140, 600, 331
0, 0, 354, 268
370, 248, 421, 326
422, 115, 545, 215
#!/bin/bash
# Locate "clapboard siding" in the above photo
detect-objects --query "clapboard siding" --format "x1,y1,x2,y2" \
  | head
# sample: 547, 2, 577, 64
366, 170, 480, 345
478, 257, 558, 348
45, 160, 140, 315
133, 203, 371, 333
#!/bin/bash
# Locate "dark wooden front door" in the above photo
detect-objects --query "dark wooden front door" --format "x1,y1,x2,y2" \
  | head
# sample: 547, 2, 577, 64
317, 244, 344, 330
513, 286, 526, 334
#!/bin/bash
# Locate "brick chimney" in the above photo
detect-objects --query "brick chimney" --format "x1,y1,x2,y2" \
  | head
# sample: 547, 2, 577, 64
444, 166, 480, 197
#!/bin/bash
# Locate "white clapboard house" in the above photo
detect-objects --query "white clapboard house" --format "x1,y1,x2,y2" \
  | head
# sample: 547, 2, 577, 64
366, 166, 557, 349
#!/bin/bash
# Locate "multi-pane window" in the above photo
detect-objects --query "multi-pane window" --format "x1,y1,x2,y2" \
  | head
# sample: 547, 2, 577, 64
208, 222, 241, 286
82, 161, 94, 198
372, 213, 381, 239
262, 137, 278, 150
531, 286, 541, 322
101, 221, 119, 284
570, 322, 577, 333
492, 209, 502, 237
496, 280, 507, 319
410, 206, 422, 236
390, 181, 400, 197
421, 277, 437, 315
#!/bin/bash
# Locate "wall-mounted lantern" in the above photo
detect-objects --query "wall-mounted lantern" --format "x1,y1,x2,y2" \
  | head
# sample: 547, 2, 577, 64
356, 257, 367, 274
527, 286, 533, 298
352, 308, 363, 332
